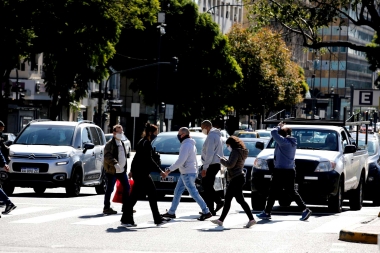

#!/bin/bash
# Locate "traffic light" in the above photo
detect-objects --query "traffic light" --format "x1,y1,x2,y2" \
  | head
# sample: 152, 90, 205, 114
171, 57, 178, 72
35, 82, 41, 94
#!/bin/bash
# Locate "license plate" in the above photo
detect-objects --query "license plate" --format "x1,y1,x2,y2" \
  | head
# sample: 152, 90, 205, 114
21, 168, 39, 173
160, 176, 174, 182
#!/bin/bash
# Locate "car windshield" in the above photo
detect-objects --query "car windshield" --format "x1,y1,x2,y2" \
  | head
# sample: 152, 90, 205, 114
267, 129, 338, 151
14, 125, 75, 146
152, 135, 205, 155
223, 140, 265, 157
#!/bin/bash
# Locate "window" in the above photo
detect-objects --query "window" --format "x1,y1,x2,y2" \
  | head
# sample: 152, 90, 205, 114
96, 128, 105, 145
89, 127, 101, 146
82, 127, 93, 147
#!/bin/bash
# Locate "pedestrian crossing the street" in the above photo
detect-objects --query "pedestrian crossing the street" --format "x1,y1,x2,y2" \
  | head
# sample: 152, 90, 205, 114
0, 205, 373, 235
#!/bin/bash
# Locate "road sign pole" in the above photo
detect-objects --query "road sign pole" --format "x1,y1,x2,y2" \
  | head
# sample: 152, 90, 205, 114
133, 117, 136, 150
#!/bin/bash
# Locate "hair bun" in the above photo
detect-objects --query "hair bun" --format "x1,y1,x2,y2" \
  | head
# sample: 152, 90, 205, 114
145, 122, 151, 128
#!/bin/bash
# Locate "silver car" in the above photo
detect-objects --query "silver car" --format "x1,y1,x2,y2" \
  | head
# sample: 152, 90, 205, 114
1, 120, 107, 197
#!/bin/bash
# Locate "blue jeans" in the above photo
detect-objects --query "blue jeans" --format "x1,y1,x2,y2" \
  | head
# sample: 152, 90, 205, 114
168, 173, 209, 215
0, 187, 10, 204
104, 172, 130, 210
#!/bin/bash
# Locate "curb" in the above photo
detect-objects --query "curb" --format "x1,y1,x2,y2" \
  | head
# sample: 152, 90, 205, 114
339, 230, 377, 244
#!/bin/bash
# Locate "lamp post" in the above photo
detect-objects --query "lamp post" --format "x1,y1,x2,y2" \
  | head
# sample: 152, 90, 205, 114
155, 23, 166, 128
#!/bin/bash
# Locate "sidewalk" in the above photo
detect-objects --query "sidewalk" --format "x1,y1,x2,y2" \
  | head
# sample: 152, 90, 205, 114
339, 212, 380, 244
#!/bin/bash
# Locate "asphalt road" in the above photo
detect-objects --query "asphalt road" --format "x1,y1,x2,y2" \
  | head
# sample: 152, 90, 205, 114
1, 153, 379, 253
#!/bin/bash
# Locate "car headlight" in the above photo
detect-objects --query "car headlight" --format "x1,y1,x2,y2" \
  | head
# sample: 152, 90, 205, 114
314, 161, 335, 172
9, 151, 15, 157
254, 158, 269, 170
52, 152, 73, 159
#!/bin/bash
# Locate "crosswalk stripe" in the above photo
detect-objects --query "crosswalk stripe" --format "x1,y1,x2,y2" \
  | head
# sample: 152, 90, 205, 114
11, 208, 98, 224
0, 207, 56, 218
309, 216, 364, 234
73, 210, 151, 225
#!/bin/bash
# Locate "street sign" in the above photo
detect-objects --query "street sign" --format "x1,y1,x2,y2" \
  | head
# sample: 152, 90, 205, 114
165, 104, 174, 119
131, 103, 140, 117
354, 90, 380, 106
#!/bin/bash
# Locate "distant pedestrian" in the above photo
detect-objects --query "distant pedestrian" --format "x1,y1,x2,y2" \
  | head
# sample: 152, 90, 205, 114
103, 124, 130, 215
256, 122, 312, 221
161, 127, 212, 221
0, 149, 17, 217
200, 120, 224, 216
211, 136, 256, 228
121, 123, 169, 227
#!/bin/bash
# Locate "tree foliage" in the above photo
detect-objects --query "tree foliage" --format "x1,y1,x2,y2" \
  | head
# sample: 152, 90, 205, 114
245, 0, 380, 70
227, 25, 307, 114
111, 0, 242, 123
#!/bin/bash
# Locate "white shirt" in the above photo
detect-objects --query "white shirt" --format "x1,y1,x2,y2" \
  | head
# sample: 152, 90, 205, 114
116, 140, 126, 173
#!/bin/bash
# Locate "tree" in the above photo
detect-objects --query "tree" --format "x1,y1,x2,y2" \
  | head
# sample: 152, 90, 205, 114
1, 0, 160, 120
110, 0, 242, 125
227, 25, 307, 116
245, 0, 380, 71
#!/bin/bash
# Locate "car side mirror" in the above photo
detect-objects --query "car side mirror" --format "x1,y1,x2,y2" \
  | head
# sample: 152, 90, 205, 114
83, 143, 95, 153
5, 141, 13, 146
344, 145, 356, 154
255, 142, 265, 150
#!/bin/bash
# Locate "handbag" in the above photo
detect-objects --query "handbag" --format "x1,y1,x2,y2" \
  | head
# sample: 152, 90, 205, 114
112, 178, 134, 203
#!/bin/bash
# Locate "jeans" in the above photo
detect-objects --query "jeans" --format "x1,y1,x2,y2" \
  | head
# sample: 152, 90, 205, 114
121, 175, 161, 224
265, 168, 306, 213
104, 172, 130, 210
201, 163, 223, 214
168, 173, 209, 215
0, 187, 10, 204
219, 174, 253, 222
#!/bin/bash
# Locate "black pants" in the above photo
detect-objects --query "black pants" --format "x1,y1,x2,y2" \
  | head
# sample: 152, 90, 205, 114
219, 174, 253, 222
121, 175, 161, 224
265, 168, 306, 213
202, 163, 223, 214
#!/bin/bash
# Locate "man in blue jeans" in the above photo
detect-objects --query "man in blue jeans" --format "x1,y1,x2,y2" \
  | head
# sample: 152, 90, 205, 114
161, 127, 212, 221
0, 150, 17, 217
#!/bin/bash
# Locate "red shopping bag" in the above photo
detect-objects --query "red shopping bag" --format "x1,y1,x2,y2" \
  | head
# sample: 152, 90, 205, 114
112, 179, 134, 203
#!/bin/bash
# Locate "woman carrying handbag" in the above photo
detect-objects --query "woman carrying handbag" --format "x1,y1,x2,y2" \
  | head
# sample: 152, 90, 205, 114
210, 136, 256, 228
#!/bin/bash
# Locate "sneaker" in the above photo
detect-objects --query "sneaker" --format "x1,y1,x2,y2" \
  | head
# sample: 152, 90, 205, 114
161, 212, 176, 218
244, 219, 257, 228
120, 222, 137, 227
215, 201, 225, 213
300, 208, 312, 221
210, 219, 223, 226
155, 217, 171, 226
103, 207, 117, 215
197, 212, 212, 221
2, 203, 16, 214
256, 211, 271, 220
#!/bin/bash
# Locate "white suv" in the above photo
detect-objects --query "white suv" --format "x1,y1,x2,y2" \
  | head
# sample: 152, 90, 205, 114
0, 120, 107, 197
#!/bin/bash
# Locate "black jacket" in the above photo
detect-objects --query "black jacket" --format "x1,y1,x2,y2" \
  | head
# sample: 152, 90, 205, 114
131, 138, 161, 177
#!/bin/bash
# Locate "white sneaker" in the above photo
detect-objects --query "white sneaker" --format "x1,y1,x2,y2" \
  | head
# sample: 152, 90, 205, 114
244, 219, 257, 228
210, 219, 223, 226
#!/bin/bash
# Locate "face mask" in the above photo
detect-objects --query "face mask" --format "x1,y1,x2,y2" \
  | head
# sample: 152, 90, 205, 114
115, 133, 123, 140
202, 129, 208, 135
227, 146, 232, 152
177, 134, 182, 142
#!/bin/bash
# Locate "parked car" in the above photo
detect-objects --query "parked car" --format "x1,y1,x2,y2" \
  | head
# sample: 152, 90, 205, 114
352, 133, 380, 205
1, 120, 107, 197
235, 131, 260, 139
1, 133, 17, 146
223, 138, 268, 191
189, 127, 202, 132
105, 133, 131, 158
255, 129, 271, 139
360, 124, 374, 134
150, 131, 226, 198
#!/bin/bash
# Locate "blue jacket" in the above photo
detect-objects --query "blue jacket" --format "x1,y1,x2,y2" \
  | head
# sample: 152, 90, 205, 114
271, 126, 297, 169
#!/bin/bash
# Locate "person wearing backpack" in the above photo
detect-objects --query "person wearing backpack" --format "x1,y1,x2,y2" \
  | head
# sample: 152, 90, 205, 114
210, 136, 256, 228
120, 123, 169, 227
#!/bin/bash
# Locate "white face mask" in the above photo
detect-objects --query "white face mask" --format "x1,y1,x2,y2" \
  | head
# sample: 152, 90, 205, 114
115, 133, 123, 140
202, 129, 208, 135
227, 146, 232, 152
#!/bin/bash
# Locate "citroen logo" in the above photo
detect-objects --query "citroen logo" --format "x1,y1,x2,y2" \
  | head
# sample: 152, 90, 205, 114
28, 154, 36, 159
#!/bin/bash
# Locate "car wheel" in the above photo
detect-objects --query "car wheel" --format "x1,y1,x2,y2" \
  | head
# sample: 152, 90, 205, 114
349, 174, 364, 211
66, 169, 82, 197
251, 192, 266, 211
95, 170, 107, 195
2, 183, 15, 196
156, 192, 166, 199
328, 177, 343, 213
33, 187, 46, 195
